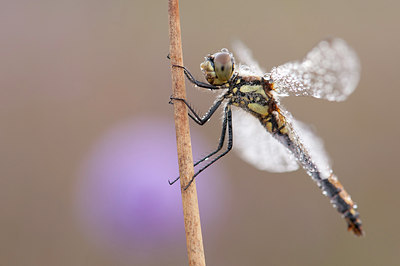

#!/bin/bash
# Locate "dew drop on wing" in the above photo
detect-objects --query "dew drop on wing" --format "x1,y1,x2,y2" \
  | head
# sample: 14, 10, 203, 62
231, 108, 299, 173
270, 38, 360, 102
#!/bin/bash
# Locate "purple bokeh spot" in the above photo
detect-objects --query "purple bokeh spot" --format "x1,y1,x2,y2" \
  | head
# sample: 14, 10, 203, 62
76, 116, 230, 254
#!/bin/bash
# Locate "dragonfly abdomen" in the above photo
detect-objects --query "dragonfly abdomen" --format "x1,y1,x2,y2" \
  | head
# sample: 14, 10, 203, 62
320, 175, 363, 236
255, 109, 364, 236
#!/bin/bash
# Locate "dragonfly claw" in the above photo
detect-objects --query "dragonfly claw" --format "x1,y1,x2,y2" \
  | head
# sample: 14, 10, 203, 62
172, 64, 185, 69
168, 95, 174, 105
168, 175, 180, 186
169, 96, 185, 105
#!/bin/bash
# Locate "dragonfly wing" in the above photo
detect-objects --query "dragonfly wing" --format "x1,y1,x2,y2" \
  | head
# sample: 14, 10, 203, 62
232, 107, 299, 172
270, 38, 360, 101
285, 111, 332, 177
232, 107, 332, 175
232, 40, 264, 77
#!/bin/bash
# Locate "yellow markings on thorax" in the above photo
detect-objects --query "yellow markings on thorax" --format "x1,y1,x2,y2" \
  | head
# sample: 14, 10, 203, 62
265, 121, 273, 132
239, 84, 261, 92
261, 111, 289, 135
273, 111, 289, 134
239, 84, 268, 98
247, 103, 269, 116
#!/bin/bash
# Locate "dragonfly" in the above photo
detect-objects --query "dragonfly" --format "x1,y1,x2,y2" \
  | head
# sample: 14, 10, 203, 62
169, 38, 363, 236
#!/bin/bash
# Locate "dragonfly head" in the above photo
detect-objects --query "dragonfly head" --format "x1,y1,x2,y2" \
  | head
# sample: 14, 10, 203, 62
200, 48, 235, 86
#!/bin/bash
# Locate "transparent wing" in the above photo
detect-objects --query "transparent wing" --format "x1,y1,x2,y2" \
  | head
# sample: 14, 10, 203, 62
283, 110, 332, 178
270, 38, 360, 101
232, 107, 331, 175
232, 107, 299, 172
232, 40, 264, 77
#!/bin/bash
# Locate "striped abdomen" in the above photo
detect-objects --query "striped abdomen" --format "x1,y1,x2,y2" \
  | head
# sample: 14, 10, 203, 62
266, 110, 363, 236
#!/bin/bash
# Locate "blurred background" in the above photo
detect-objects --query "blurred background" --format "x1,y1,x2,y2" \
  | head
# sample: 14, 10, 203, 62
1, 0, 399, 265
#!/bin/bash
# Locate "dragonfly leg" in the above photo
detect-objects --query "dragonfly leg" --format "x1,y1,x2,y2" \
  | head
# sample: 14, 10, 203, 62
172, 64, 220, 90
170, 96, 223, 125
193, 106, 228, 167
168, 104, 229, 186
183, 105, 233, 190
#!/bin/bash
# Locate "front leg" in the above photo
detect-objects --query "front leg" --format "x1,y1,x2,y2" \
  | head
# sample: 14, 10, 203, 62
172, 65, 220, 90
170, 96, 224, 126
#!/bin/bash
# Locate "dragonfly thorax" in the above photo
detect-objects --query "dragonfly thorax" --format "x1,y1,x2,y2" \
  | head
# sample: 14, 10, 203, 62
200, 48, 235, 86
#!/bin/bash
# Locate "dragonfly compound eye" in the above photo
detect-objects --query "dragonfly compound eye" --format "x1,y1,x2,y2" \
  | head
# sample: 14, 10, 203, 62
213, 51, 234, 83
201, 49, 235, 86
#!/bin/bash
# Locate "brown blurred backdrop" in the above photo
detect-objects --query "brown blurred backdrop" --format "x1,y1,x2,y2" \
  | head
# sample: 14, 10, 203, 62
1, 1, 400, 265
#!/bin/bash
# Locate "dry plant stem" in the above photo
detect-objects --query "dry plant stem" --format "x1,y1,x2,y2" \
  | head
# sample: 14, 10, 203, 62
168, 0, 206, 265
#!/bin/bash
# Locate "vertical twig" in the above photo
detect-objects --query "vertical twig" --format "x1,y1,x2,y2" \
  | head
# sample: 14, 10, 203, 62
168, 1, 206, 265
